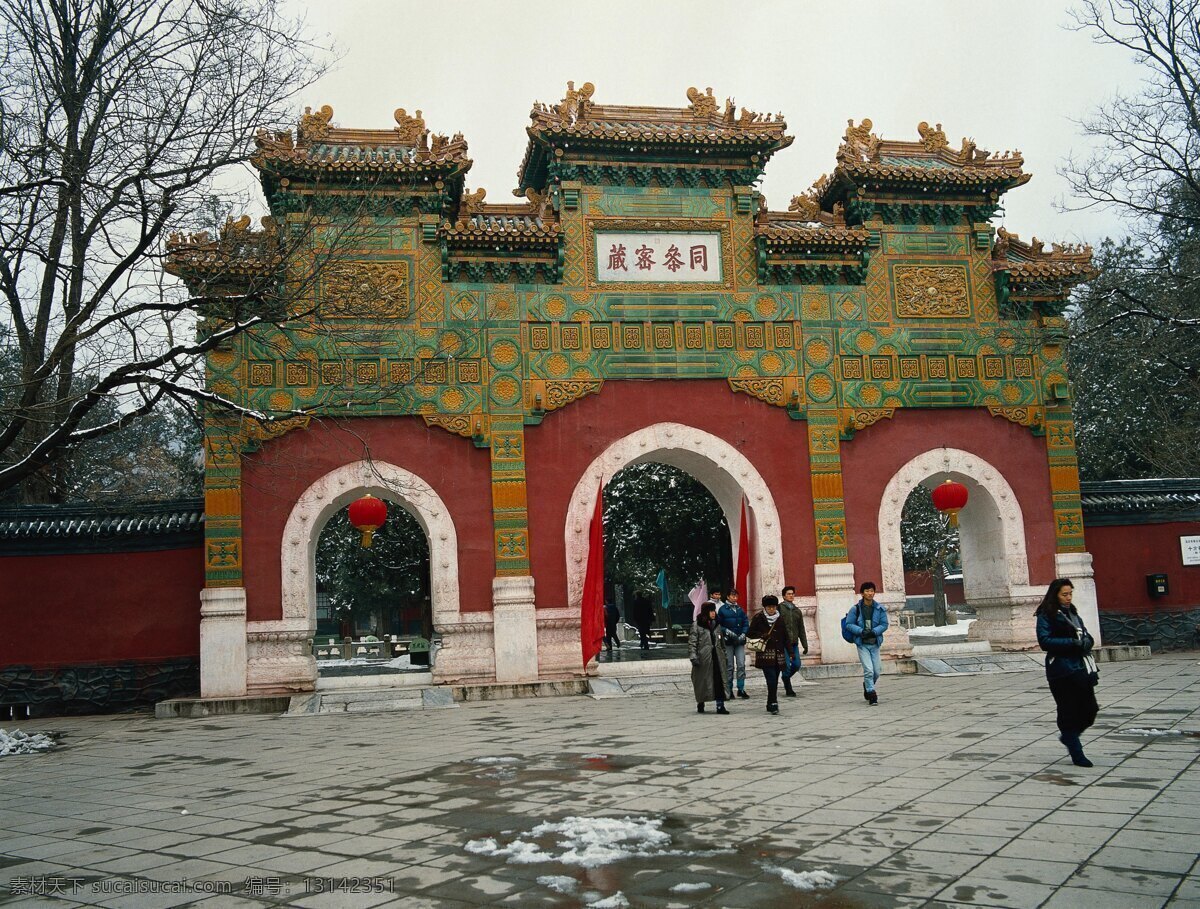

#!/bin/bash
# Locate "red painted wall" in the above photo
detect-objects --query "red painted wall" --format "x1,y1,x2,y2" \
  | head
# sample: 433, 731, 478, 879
840, 408, 1058, 593
524, 380, 817, 604
0, 546, 203, 668
241, 417, 495, 621
1088, 521, 1200, 614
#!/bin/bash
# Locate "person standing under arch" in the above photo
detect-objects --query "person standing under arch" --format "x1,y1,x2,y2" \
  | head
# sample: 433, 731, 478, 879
1036, 578, 1099, 768
717, 587, 750, 699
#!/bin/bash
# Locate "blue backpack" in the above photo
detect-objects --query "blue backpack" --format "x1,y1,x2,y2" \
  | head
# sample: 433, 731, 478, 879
840, 612, 856, 643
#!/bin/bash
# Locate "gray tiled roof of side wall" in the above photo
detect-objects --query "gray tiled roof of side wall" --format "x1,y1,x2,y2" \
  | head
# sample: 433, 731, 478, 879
0, 498, 203, 554
1080, 479, 1200, 525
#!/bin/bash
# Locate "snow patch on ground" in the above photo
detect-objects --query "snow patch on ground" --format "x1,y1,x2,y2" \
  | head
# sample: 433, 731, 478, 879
536, 875, 577, 894
472, 756, 522, 764
1122, 727, 1184, 736
586, 893, 629, 908
315, 654, 414, 668
467, 816, 673, 868
669, 881, 712, 893
0, 729, 56, 757
908, 618, 976, 637
764, 865, 839, 891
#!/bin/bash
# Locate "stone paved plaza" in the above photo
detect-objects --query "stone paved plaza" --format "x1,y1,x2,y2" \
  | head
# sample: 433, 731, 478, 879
1, 655, 1198, 909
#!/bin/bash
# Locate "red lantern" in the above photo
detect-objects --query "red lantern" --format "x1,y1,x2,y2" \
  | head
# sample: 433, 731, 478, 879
347, 494, 387, 547
931, 478, 969, 527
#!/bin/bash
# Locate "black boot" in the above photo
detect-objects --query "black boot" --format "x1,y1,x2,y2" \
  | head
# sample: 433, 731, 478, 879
867, 689, 878, 706
783, 677, 796, 697
697, 703, 705, 713
1060, 732, 1093, 767
863, 683, 871, 702
767, 702, 779, 714
715, 703, 730, 715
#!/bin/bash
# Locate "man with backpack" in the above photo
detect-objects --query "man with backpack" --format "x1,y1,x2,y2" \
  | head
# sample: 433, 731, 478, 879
842, 581, 888, 705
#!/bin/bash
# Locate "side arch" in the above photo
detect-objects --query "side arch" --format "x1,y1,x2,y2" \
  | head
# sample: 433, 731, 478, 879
280, 459, 462, 631
877, 447, 1030, 602
563, 422, 785, 610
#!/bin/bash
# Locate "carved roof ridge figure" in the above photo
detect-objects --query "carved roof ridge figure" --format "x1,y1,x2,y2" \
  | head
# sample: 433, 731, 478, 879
686, 86, 720, 119
393, 107, 427, 145
917, 120, 949, 151
298, 104, 334, 142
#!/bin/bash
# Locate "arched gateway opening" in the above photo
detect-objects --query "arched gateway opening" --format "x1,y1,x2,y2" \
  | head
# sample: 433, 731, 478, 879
601, 462, 732, 658
279, 460, 462, 687
878, 448, 1041, 650
564, 423, 785, 658
313, 503, 432, 673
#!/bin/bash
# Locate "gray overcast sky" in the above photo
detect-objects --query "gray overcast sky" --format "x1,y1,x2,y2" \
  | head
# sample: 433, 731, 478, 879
289, 0, 1143, 245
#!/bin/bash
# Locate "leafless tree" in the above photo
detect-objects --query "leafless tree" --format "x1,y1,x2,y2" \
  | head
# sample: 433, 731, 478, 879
0, 0, 329, 502
1063, 0, 1199, 333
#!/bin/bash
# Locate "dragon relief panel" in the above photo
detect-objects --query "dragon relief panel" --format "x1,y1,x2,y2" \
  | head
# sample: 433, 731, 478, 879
320, 260, 411, 320
892, 264, 970, 318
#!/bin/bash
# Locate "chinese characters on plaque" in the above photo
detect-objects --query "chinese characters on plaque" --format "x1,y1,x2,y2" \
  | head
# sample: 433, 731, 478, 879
595, 232, 722, 283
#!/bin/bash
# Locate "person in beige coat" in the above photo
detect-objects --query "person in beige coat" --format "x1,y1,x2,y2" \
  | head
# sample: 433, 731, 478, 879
689, 601, 730, 714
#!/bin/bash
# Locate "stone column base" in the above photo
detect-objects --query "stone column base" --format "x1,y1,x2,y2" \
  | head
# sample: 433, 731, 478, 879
815, 562, 858, 664
492, 576, 539, 683
246, 619, 317, 694
535, 607, 585, 679
200, 587, 247, 698
1056, 552, 1101, 647
882, 600, 913, 658
968, 594, 1042, 650
431, 617, 495, 684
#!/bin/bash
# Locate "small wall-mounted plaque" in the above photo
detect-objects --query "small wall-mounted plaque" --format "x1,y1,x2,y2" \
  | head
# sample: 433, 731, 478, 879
1181, 534, 1200, 566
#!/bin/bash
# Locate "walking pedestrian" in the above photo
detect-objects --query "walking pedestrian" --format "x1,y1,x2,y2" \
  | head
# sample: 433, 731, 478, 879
689, 601, 730, 715
843, 581, 887, 705
603, 601, 621, 655
1036, 578, 1099, 768
717, 587, 750, 699
630, 590, 654, 650
746, 595, 788, 714
779, 584, 808, 697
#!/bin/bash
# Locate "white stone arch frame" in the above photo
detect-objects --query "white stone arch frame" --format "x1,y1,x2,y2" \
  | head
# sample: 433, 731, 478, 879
877, 447, 1030, 602
280, 459, 462, 631
564, 422, 784, 610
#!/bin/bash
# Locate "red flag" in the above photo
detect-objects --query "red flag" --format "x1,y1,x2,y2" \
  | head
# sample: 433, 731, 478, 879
735, 497, 750, 603
581, 482, 605, 668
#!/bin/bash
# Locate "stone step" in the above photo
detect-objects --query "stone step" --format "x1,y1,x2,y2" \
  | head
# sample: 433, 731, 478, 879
916, 652, 1046, 675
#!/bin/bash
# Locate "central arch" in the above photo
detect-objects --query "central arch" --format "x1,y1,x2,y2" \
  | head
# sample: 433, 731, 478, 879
564, 422, 785, 612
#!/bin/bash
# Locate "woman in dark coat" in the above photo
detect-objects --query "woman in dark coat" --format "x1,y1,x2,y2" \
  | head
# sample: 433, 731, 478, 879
688, 601, 729, 714
746, 594, 789, 714
1036, 578, 1099, 767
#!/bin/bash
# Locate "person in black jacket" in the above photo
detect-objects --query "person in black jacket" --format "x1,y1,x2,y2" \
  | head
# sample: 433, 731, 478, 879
603, 601, 621, 655
1035, 578, 1099, 768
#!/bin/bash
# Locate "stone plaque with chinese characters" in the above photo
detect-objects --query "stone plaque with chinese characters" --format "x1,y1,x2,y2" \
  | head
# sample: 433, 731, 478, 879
595, 232, 721, 283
